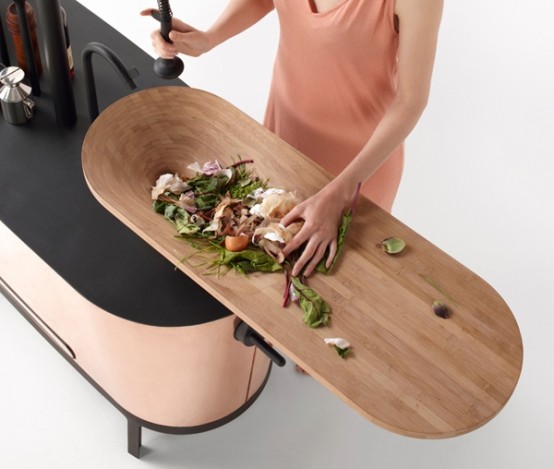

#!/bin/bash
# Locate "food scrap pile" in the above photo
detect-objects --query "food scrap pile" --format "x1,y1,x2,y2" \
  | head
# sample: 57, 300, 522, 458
151, 159, 353, 347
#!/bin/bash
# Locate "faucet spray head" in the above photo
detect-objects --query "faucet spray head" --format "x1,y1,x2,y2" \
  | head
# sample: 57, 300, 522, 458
153, 0, 184, 79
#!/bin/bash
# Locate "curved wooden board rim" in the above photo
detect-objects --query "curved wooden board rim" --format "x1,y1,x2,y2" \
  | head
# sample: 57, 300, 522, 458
82, 86, 523, 439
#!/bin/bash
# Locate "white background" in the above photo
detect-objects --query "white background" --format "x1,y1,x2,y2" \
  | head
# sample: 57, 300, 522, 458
1, 0, 554, 467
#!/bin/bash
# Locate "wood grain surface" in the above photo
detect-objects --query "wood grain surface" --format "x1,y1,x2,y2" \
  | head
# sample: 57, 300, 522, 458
82, 87, 523, 439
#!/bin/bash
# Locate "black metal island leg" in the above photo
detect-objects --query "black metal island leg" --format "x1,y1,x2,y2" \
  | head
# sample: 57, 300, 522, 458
127, 418, 142, 458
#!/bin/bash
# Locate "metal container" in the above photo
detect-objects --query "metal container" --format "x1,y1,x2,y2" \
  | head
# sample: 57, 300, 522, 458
0, 65, 35, 124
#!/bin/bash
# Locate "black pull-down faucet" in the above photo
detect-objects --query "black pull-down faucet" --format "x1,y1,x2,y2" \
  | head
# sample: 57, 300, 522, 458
81, 42, 139, 123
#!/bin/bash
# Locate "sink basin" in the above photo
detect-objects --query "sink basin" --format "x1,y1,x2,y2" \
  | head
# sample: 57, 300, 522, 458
82, 86, 523, 438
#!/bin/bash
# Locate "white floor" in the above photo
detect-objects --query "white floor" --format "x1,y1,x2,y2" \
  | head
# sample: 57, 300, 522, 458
2, 1, 554, 468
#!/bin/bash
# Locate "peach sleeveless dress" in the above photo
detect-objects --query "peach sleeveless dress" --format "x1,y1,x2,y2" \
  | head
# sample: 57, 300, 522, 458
263, 0, 403, 211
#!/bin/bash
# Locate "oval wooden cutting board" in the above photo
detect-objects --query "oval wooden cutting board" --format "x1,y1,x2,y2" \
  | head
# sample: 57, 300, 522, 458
82, 87, 523, 438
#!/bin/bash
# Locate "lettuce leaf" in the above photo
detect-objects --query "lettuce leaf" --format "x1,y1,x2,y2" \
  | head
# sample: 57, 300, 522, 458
291, 276, 330, 328
216, 248, 283, 275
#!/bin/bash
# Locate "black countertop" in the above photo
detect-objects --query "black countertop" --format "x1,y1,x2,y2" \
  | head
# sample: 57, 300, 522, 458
0, 0, 231, 326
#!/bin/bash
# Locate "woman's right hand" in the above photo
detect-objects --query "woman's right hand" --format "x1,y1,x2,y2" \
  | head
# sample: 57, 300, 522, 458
140, 9, 214, 58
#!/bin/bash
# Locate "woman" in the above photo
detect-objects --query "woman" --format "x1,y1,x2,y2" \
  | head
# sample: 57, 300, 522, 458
142, 0, 443, 277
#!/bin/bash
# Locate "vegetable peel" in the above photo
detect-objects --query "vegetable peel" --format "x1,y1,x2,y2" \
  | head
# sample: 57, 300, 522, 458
324, 337, 352, 358
152, 158, 355, 331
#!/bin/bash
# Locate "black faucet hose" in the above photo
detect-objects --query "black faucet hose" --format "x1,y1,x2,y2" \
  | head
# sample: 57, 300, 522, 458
157, 0, 172, 41
153, 0, 184, 80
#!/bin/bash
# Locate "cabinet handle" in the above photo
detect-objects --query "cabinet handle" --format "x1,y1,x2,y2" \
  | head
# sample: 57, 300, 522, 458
234, 319, 286, 367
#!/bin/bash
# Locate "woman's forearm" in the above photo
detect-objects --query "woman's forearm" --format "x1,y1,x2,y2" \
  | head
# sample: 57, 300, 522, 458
207, 0, 275, 48
332, 94, 428, 202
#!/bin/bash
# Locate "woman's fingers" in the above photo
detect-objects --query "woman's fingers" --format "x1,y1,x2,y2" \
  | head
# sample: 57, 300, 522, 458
139, 8, 156, 17
150, 30, 178, 58
286, 221, 335, 276
170, 18, 195, 33
280, 204, 302, 228
142, 9, 208, 58
303, 242, 329, 277
281, 206, 305, 256
281, 188, 346, 276
290, 232, 316, 276
326, 239, 338, 269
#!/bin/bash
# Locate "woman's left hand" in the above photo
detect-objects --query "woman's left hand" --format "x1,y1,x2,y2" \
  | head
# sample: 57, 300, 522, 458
281, 185, 351, 277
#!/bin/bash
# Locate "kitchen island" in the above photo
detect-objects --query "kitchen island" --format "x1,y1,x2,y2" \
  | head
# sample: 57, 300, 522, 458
1, 0, 523, 460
